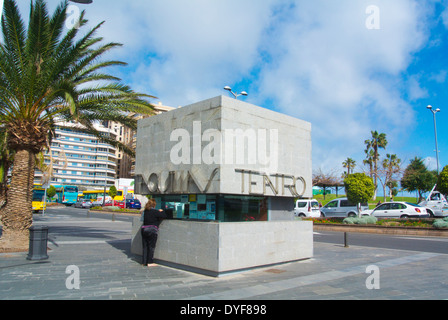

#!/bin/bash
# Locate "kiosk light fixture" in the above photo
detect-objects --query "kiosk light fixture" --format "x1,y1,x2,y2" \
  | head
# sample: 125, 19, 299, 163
427, 105, 441, 174
224, 86, 248, 99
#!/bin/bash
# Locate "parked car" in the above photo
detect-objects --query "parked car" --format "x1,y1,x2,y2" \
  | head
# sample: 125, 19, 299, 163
320, 198, 369, 217
91, 200, 104, 207
74, 198, 92, 209
418, 190, 448, 218
294, 199, 321, 218
115, 200, 125, 208
104, 200, 125, 208
126, 198, 141, 209
362, 202, 429, 219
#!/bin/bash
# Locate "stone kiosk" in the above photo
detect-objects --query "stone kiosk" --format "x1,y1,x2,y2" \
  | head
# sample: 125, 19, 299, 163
132, 96, 313, 276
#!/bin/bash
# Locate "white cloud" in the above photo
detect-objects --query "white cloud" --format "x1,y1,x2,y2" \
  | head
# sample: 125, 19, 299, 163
81, 0, 278, 106
14, 0, 440, 172
424, 156, 440, 171
251, 0, 432, 171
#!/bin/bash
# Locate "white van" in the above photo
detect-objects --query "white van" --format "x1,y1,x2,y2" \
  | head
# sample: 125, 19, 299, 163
294, 199, 321, 218
320, 198, 369, 217
419, 189, 448, 218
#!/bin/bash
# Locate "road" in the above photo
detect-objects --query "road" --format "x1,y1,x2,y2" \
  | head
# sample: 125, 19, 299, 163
314, 230, 448, 254
4, 206, 448, 255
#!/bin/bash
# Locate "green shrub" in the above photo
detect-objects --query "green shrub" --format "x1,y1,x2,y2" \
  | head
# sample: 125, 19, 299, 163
433, 219, 448, 229
364, 216, 378, 224
343, 216, 377, 225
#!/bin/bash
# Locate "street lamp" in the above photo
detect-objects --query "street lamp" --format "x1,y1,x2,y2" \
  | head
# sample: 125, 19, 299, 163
427, 105, 441, 174
224, 86, 248, 99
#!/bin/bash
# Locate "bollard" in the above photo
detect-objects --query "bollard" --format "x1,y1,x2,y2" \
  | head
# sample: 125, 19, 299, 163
27, 225, 49, 260
344, 232, 349, 248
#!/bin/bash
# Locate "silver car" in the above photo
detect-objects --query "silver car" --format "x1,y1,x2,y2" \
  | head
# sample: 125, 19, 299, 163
320, 198, 369, 217
74, 198, 92, 209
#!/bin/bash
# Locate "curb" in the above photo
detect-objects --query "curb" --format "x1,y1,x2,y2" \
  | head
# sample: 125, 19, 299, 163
88, 209, 141, 217
313, 224, 448, 238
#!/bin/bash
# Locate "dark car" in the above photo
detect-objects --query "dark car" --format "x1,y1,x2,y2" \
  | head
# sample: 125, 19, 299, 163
126, 198, 141, 209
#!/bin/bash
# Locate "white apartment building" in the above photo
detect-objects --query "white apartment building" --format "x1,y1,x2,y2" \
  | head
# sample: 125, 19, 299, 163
105, 102, 176, 178
36, 121, 118, 188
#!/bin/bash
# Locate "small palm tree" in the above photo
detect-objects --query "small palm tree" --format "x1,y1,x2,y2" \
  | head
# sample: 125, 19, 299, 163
342, 157, 356, 176
364, 130, 387, 200
0, 0, 155, 251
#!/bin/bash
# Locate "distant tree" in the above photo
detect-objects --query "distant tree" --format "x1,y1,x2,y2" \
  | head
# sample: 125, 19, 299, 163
437, 165, 448, 196
46, 185, 56, 199
381, 153, 401, 201
401, 157, 437, 202
342, 158, 356, 176
364, 131, 387, 200
109, 186, 118, 200
344, 173, 375, 217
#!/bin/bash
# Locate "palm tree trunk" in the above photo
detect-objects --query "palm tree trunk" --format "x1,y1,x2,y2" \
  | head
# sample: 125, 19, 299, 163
0, 149, 35, 252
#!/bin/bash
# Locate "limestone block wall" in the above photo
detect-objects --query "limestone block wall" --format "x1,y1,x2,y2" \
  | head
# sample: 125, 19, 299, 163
135, 95, 312, 199
132, 218, 313, 276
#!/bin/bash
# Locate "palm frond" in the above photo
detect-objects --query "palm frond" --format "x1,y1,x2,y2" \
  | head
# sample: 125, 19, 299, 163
0, 0, 156, 157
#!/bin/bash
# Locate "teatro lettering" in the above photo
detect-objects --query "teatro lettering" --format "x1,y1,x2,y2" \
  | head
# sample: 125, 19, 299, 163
140, 168, 306, 197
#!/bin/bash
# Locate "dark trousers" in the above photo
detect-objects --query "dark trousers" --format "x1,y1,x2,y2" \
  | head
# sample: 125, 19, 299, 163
141, 226, 158, 265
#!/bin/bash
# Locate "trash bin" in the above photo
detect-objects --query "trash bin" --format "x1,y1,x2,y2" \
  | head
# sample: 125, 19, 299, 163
27, 225, 49, 261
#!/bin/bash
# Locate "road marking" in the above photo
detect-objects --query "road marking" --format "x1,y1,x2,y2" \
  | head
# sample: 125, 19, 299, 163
34, 220, 129, 224
54, 240, 108, 245
393, 236, 448, 242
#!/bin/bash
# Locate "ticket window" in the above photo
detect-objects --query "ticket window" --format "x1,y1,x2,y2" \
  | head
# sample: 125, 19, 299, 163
189, 198, 216, 220
155, 195, 217, 221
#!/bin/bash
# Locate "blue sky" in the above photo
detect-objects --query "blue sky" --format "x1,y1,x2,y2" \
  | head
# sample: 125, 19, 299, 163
17, 0, 448, 180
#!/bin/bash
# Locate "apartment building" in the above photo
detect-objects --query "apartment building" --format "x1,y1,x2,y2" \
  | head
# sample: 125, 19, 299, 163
104, 102, 176, 178
37, 121, 118, 188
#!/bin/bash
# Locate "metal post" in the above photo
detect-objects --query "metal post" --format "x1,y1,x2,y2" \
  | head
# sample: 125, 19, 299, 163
27, 226, 49, 260
433, 111, 440, 175
344, 232, 349, 248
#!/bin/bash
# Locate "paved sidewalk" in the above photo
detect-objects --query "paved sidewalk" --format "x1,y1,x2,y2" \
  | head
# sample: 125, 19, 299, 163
1, 209, 448, 301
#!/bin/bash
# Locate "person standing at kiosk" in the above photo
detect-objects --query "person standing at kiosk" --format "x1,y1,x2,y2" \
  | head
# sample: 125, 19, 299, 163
141, 199, 166, 266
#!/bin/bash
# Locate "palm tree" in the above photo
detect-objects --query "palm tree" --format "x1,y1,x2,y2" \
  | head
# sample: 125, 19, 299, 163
363, 149, 374, 179
382, 153, 401, 201
0, 0, 155, 251
0, 128, 12, 211
342, 157, 356, 176
364, 131, 387, 200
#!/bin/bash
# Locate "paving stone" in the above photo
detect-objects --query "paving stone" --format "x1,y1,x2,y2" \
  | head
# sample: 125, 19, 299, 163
1, 208, 448, 302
